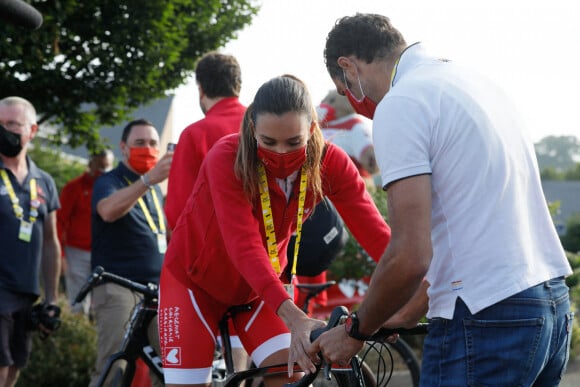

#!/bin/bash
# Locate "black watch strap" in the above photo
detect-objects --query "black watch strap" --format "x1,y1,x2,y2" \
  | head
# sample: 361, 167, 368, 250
344, 312, 373, 341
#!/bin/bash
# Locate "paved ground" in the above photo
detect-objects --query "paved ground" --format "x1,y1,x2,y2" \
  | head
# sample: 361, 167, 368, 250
561, 355, 580, 387
387, 355, 580, 386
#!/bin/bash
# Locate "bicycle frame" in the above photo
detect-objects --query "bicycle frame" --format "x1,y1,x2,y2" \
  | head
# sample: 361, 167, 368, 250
95, 298, 162, 386
75, 267, 163, 387
77, 267, 427, 387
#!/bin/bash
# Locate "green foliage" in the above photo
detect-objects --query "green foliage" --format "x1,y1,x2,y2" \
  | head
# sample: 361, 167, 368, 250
28, 141, 87, 192
565, 251, 580, 356
535, 135, 580, 173
16, 298, 97, 387
561, 215, 580, 254
540, 166, 565, 180
0, 0, 259, 152
541, 163, 580, 181
564, 163, 580, 180
547, 200, 561, 220
329, 188, 388, 280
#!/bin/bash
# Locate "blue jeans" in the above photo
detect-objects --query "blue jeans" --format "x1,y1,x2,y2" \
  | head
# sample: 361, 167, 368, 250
421, 277, 574, 387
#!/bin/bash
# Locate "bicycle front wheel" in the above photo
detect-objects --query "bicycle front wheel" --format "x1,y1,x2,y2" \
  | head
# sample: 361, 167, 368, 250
97, 358, 133, 387
360, 338, 421, 387
315, 359, 376, 387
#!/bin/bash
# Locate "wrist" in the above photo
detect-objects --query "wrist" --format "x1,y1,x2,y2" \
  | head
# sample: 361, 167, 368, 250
344, 312, 373, 341
140, 173, 152, 188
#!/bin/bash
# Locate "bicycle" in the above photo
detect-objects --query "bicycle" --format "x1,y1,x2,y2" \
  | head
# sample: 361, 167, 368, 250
288, 305, 428, 387
76, 266, 427, 387
296, 281, 423, 387
74, 266, 163, 386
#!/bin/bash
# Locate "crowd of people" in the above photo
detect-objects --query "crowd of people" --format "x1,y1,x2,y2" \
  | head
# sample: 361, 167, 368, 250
0, 11, 574, 387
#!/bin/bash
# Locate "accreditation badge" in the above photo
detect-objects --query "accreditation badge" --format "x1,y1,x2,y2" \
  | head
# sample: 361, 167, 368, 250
19, 220, 33, 242
157, 233, 167, 254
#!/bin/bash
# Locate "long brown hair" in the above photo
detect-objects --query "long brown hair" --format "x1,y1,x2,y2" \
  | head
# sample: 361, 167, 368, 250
234, 75, 325, 205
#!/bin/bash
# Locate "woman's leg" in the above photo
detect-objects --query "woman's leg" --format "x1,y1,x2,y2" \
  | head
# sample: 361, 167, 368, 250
158, 269, 225, 387
233, 300, 303, 387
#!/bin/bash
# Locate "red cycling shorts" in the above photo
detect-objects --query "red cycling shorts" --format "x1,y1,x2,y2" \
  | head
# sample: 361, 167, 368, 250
158, 268, 290, 384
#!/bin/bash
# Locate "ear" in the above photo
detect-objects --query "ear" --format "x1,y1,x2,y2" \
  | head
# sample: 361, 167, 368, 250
337, 56, 353, 71
119, 141, 128, 156
28, 124, 38, 140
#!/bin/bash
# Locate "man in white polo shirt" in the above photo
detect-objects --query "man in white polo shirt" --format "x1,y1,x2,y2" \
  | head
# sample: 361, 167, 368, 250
311, 13, 573, 386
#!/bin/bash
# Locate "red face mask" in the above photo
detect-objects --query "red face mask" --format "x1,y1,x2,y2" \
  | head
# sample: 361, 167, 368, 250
257, 145, 307, 179
343, 70, 377, 119
128, 147, 159, 174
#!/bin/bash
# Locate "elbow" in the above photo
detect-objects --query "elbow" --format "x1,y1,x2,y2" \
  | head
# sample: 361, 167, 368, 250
99, 213, 119, 223
96, 201, 120, 223
96, 208, 119, 223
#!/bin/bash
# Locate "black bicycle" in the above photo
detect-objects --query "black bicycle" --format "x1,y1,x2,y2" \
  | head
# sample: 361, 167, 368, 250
288, 305, 428, 387
76, 266, 427, 387
74, 266, 163, 386
296, 282, 424, 387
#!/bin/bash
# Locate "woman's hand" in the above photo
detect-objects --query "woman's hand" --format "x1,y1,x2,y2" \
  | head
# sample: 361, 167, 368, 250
277, 299, 326, 376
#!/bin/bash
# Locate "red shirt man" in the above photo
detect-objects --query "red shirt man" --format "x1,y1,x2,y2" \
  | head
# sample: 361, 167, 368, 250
57, 150, 113, 314
165, 53, 245, 229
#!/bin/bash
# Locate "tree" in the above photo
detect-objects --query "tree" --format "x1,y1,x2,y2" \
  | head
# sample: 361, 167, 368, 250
564, 163, 580, 180
561, 215, 580, 254
540, 166, 565, 181
0, 0, 259, 151
535, 135, 580, 172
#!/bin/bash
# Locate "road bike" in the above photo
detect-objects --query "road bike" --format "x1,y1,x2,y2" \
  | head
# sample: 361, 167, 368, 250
296, 281, 424, 387
74, 266, 163, 386
288, 305, 428, 387
76, 266, 427, 387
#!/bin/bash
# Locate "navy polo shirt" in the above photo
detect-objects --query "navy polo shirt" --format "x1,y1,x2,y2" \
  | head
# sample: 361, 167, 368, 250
91, 162, 164, 284
0, 157, 60, 297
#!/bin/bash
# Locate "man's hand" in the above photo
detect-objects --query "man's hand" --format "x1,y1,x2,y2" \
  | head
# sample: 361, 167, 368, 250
30, 303, 61, 340
307, 324, 364, 367
146, 150, 173, 185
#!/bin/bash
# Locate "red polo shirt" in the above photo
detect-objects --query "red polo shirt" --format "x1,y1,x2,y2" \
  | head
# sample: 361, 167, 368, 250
165, 97, 246, 230
57, 171, 96, 251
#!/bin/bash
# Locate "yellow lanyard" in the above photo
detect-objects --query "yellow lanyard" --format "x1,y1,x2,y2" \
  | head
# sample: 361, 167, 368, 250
258, 164, 307, 276
125, 177, 165, 235
390, 56, 400, 86
1, 169, 38, 224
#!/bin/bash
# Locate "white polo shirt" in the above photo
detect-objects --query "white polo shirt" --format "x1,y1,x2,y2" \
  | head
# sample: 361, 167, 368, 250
373, 43, 571, 319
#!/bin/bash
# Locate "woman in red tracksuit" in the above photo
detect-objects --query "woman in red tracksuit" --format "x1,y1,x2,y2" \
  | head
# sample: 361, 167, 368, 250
158, 75, 391, 387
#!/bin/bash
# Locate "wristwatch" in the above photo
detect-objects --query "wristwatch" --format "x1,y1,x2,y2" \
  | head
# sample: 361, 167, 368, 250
344, 312, 373, 341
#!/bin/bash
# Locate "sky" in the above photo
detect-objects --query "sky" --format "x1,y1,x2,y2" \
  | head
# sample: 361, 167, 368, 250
172, 0, 580, 143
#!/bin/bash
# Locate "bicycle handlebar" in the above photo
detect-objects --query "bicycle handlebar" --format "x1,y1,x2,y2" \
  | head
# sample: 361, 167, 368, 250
73, 266, 158, 305
285, 306, 429, 387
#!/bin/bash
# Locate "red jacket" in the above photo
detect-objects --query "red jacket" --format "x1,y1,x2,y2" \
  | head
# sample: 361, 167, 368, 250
57, 172, 97, 251
165, 97, 246, 229
164, 134, 391, 313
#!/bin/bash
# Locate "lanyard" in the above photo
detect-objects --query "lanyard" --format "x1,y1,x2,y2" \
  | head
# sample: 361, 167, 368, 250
258, 164, 307, 276
124, 177, 165, 235
0, 169, 39, 224
390, 56, 400, 86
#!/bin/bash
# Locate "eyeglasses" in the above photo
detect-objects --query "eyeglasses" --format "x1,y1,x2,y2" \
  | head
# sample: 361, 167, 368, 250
0, 120, 26, 131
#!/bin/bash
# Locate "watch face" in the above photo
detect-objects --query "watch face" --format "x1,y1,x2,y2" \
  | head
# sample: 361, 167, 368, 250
345, 316, 353, 333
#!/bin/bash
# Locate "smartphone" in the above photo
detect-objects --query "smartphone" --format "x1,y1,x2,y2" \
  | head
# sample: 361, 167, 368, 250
167, 143, 176, 152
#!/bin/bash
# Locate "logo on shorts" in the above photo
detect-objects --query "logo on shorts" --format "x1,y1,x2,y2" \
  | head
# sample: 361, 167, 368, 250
164, 347, 181, 365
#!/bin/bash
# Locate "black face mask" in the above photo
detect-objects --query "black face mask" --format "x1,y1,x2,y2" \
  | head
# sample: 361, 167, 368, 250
0, 124, 23, 158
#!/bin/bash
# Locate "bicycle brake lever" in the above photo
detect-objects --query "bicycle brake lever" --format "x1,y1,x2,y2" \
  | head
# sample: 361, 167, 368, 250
323, 363, 331, 380
73, 266, 105, 304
